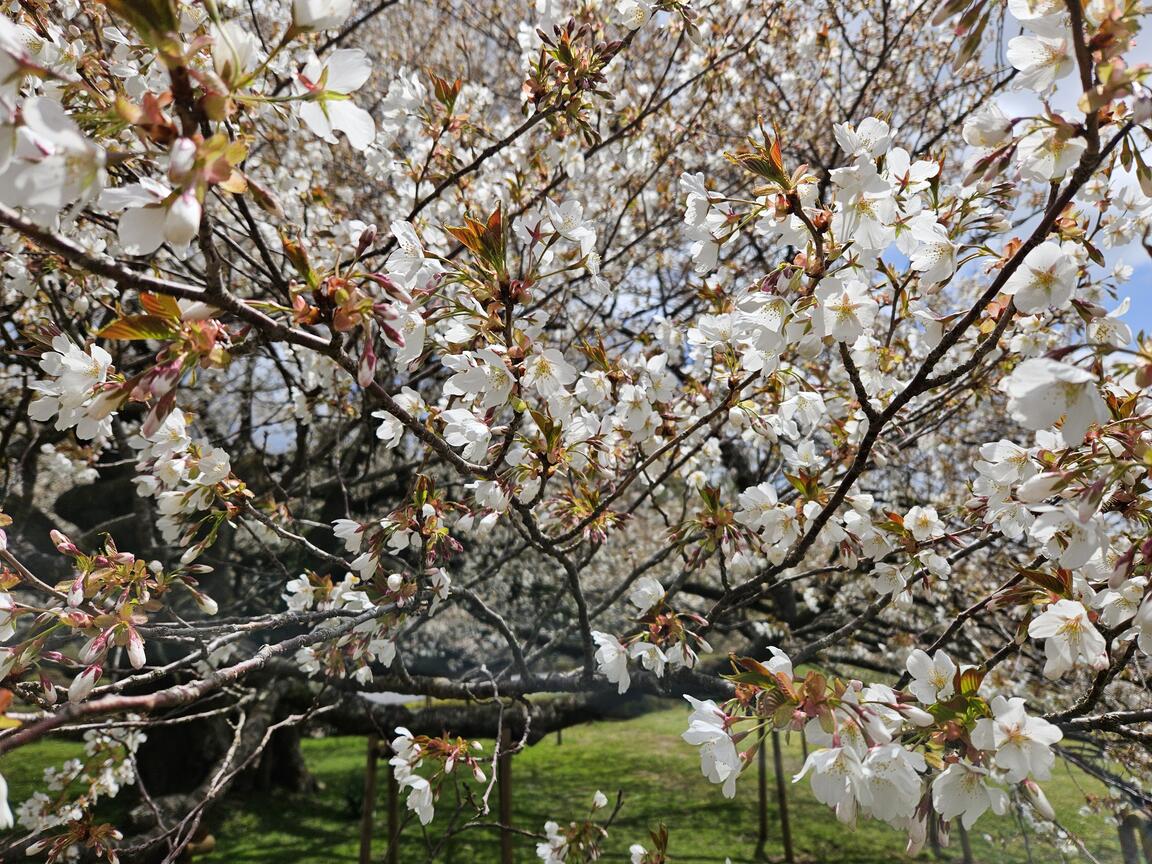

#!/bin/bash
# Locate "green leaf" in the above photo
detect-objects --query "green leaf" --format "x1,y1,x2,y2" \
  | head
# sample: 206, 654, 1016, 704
958, 667, 985, 696
99, 315, 178, 341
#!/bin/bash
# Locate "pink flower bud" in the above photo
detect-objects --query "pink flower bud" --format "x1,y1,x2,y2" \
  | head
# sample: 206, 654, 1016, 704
68, 665, 101, 703
67, 574, 86, 608
80, 632, 108, 664
51, 530, 78, 555
126, 627, 146, 669
357, 344, 377, 387
381, 323, 404, 347
167, 137, 198, 184
356, 224, 377, 256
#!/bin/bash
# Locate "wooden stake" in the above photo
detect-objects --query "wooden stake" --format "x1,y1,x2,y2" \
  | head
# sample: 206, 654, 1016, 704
756, 725, 768, 861
385, 752, 399, 864
772, 731, 795, 864
1119, 813, 1142, 864
359, 734, 380, 864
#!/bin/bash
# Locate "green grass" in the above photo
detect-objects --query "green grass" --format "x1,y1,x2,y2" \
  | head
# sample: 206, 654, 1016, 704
5, 708, 1124, 863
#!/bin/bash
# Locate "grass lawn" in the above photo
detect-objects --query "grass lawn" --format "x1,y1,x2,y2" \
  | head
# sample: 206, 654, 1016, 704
4, 706, 1124, 863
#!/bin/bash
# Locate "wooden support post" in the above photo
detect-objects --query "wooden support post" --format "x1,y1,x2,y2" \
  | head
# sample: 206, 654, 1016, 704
756, 725, 768, 860
498, 724, 514, 864
359, 734, 380, 864
1120, 814, 1143, 864
385, 751, 399, 864
772, 731, 795, 864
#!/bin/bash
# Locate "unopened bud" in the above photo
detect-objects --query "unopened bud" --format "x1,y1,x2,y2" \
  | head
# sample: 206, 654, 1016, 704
68, 665, 102, 703
356, 224, 377, 256
1023, 779, 1055, 820
51, 529, 78, 555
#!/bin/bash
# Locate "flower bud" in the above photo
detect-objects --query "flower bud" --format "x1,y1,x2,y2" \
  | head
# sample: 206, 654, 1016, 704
67, 574, 86, 608
1023, 779, 1055, 820
167, 137, 198, 185
126, 627, 146, 669
1016, 472, 1064, 504
191, 589, 219, 616
80, 633, 108, 664
68, 665, 102, 703
51, 530, 78, 555
165, 190, 202, 251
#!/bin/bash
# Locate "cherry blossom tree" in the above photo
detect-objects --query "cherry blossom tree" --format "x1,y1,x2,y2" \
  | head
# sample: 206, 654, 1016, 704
0, 0, 1150, 861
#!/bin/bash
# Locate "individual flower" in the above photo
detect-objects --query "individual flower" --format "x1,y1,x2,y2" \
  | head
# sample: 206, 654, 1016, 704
0, 771, 11, 830
441, 409, 491, 462
331, 518, 363, 553
908, 220, 957, 284
1008, 0, 1068, 35
387, 221, 442, 289
211, 20, 260, 86
400, 773, 434, 825
615, 0, 654, 28
1003, 242, 1077, 312
1028, 598, 1108, 678
536, 820, 568, 863
862, 743, 927, 823
817, 279, 879, 342
679, 171, 711, 227
971, 696, 1062, 782
1015, 126, 1087, 182
1087, 298, 1132, 347
1007, 33, 1074, 91
28, 336, 116, 439
682, 696, 741, 798
830, 155, 895, 250
629, 576, 665, 613
832, 117, 891, 158
903, 505, 946, 542
592, 631, 630, 694
545, 199, 596, 256
0, 97, 106, 222
795, 746, 872, 825
629, 641, 666, 677
100, 179, 202, 256
295, 49, 376, 151
1000, 358, 1108, 446
905, 649, 956, 704
931, 762, 1008, 829
962, 102, 1013, 148
1028, 506, 1104, 569
523, 349, 577, 398
0, 15, 42, 101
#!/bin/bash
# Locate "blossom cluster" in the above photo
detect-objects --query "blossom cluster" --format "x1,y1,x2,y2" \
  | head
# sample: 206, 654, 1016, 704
681, 648, 1063, 848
